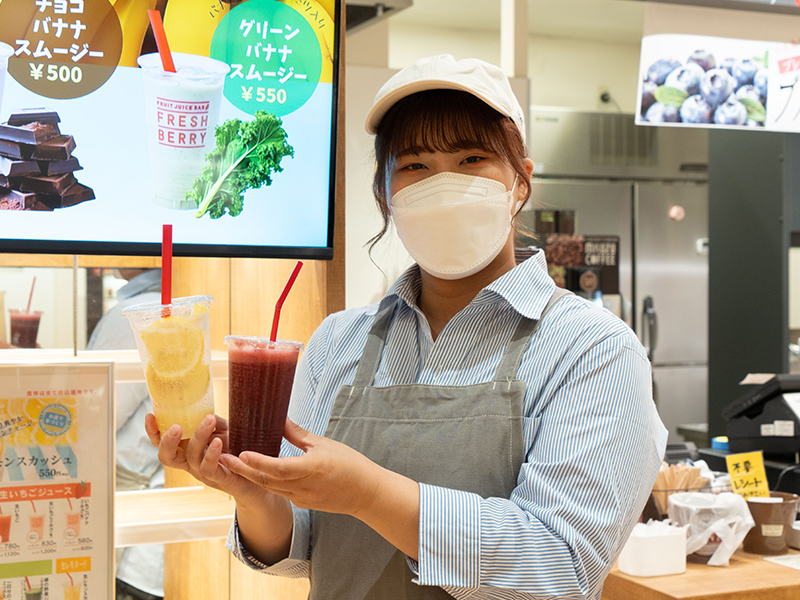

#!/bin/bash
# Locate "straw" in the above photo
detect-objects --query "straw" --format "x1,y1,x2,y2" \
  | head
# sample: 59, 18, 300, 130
26, 276, 36, 313
147, 9, 176, 72
67, 573, 74, 586
25, 577, 31, 590
67, 497, 72, 511
270, 261, 303, 342
30, 500, 36, 512
162, 224, 172, 318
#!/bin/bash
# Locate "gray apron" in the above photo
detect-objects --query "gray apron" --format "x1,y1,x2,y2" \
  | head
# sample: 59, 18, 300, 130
308, 287, 569, 600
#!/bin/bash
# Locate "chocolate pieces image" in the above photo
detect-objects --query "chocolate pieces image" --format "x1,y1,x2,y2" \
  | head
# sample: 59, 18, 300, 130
0, 109, 94, 211
32, 135, 77, 161
7, 108, 61, 126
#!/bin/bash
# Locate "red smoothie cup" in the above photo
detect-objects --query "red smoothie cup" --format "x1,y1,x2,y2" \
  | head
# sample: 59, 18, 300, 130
225, 336, 303, 457
9, 310, 41, 348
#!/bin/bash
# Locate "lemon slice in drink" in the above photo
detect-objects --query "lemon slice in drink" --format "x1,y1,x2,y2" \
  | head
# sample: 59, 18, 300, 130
140, 317, 204, 378
146, 361, 210, 405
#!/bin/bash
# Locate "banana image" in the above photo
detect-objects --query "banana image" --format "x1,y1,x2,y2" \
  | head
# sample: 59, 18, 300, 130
164, 0, 231, 57
279, 0, 335, 84
112, 0, 159, 67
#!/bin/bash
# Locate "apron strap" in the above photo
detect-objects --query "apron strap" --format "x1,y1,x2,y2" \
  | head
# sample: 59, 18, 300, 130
353, 287, 571, 388
494, 286, 572, 381
351, 300, 398, 388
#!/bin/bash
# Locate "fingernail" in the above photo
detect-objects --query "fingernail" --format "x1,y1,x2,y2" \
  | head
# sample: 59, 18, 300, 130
239, 453, 250, 465
167, 425, 179, 437
204, 415, 214, 426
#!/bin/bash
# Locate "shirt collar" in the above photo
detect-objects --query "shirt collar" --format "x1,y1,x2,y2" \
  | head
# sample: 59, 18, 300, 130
117, 269, 162, 301
381, 249, 556, 320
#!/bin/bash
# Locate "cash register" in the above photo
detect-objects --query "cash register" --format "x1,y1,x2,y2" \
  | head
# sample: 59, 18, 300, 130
723, 374, 800, 457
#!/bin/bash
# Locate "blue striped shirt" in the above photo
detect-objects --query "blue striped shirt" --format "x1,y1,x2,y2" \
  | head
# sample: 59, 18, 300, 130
227, 250, 668, 599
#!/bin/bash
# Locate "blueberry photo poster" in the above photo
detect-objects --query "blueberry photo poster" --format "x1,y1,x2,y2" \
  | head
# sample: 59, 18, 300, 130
637, 34, 800, 133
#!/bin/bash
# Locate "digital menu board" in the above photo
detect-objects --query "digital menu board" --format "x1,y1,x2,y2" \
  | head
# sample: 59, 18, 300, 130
0, 0, 340, 259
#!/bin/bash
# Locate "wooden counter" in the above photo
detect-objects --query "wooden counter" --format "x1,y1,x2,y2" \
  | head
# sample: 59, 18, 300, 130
601, 548, 800, 600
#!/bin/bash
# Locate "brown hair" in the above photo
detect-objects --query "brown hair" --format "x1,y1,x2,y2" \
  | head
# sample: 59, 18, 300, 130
369, 90, 531, 253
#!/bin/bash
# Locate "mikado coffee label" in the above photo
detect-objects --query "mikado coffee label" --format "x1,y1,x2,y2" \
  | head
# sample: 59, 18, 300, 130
210, 0, 322, 116
0, 0, 122, 99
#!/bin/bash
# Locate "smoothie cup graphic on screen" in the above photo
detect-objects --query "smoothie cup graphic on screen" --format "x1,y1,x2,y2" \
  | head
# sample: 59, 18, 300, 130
123, 295, 215, 438
138, 52, 230, 209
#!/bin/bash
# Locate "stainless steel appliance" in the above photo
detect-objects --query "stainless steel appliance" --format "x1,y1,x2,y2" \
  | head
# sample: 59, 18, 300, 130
522, 108, 709, 442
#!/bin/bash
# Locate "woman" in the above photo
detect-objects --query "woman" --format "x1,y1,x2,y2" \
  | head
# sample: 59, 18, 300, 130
146, 55, 667, 599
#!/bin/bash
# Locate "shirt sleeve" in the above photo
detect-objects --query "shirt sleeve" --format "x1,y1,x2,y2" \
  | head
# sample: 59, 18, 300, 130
415, 330, 668, 599
226, 505, 312, 579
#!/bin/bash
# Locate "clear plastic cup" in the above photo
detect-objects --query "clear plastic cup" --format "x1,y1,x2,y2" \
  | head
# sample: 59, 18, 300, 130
225, 336, 303, 457
123, 295, 215, 439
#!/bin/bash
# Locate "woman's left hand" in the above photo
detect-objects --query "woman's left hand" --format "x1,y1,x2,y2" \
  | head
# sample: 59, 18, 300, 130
225, 419, 385, 517
226, 419, 421, 559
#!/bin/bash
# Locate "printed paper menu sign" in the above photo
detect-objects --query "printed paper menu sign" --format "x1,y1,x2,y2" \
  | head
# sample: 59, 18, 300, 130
0, 362, 113, 600
725, 450, 771, 499
0, 0, 339, 258
637, 33, 800, 133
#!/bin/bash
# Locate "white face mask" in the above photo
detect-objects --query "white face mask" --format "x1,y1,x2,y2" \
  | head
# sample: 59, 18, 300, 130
391, 172, 517, 280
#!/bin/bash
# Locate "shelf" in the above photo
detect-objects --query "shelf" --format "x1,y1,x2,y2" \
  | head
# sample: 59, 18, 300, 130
0, 348, 229, 382
114, 486, 235, 547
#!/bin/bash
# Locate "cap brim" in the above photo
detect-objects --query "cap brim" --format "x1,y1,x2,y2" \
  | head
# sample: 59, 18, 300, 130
365, 79, 512, 135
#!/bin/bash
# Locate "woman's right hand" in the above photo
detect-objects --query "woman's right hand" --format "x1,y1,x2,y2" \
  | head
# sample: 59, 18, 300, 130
144, 413, 267, 505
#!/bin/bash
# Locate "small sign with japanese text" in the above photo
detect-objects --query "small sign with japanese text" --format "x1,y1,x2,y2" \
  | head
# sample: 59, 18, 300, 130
725, 450, 771, 499
0, 361, 113, 599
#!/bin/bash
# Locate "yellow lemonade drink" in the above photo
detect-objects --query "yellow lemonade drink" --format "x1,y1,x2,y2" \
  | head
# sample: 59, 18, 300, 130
62, 583, 80, 600
123, 295, 215, 439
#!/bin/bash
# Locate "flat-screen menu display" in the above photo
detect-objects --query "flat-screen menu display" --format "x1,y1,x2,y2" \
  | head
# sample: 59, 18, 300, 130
0, 0, 340, 259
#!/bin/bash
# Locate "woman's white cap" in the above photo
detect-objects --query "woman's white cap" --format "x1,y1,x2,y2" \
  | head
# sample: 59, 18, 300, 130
365, 54, 526, 143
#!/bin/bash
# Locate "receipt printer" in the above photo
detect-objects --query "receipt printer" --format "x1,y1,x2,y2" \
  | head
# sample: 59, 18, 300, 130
723, 375, 800, 456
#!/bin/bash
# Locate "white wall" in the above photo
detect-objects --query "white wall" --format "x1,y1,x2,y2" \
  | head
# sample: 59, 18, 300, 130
389, 24, 642, 113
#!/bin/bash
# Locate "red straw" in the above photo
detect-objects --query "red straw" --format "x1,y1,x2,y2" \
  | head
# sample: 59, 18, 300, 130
162, 224, 172, 318
30, 500, 36, 512
67, 573, 74, 586
147, 10, 176, 73
25, 577, 31, 590
270, 261, 303, 342
67, 497, 72, 511
26, 276, 36, 313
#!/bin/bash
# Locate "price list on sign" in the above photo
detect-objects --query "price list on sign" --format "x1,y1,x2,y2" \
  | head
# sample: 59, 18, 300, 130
0, 0, 122, 99
0, 362, 113, 600
210, 0, 322, 116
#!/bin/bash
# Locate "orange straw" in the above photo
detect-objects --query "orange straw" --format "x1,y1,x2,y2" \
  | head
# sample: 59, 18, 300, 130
25, 577, 31, 590
147, 9, 176, 73
26, 276, 36, 313
270, 261, 303, 342
161, 224, 172, 318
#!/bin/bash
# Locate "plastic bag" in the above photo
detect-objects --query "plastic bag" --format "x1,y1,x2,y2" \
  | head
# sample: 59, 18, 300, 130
667, 492, 755, 566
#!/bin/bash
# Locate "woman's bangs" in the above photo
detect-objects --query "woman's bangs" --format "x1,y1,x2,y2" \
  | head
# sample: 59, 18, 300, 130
382, 91, 507, 160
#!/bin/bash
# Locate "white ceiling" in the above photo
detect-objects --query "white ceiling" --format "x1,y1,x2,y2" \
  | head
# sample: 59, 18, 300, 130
389, 0, 647, 44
